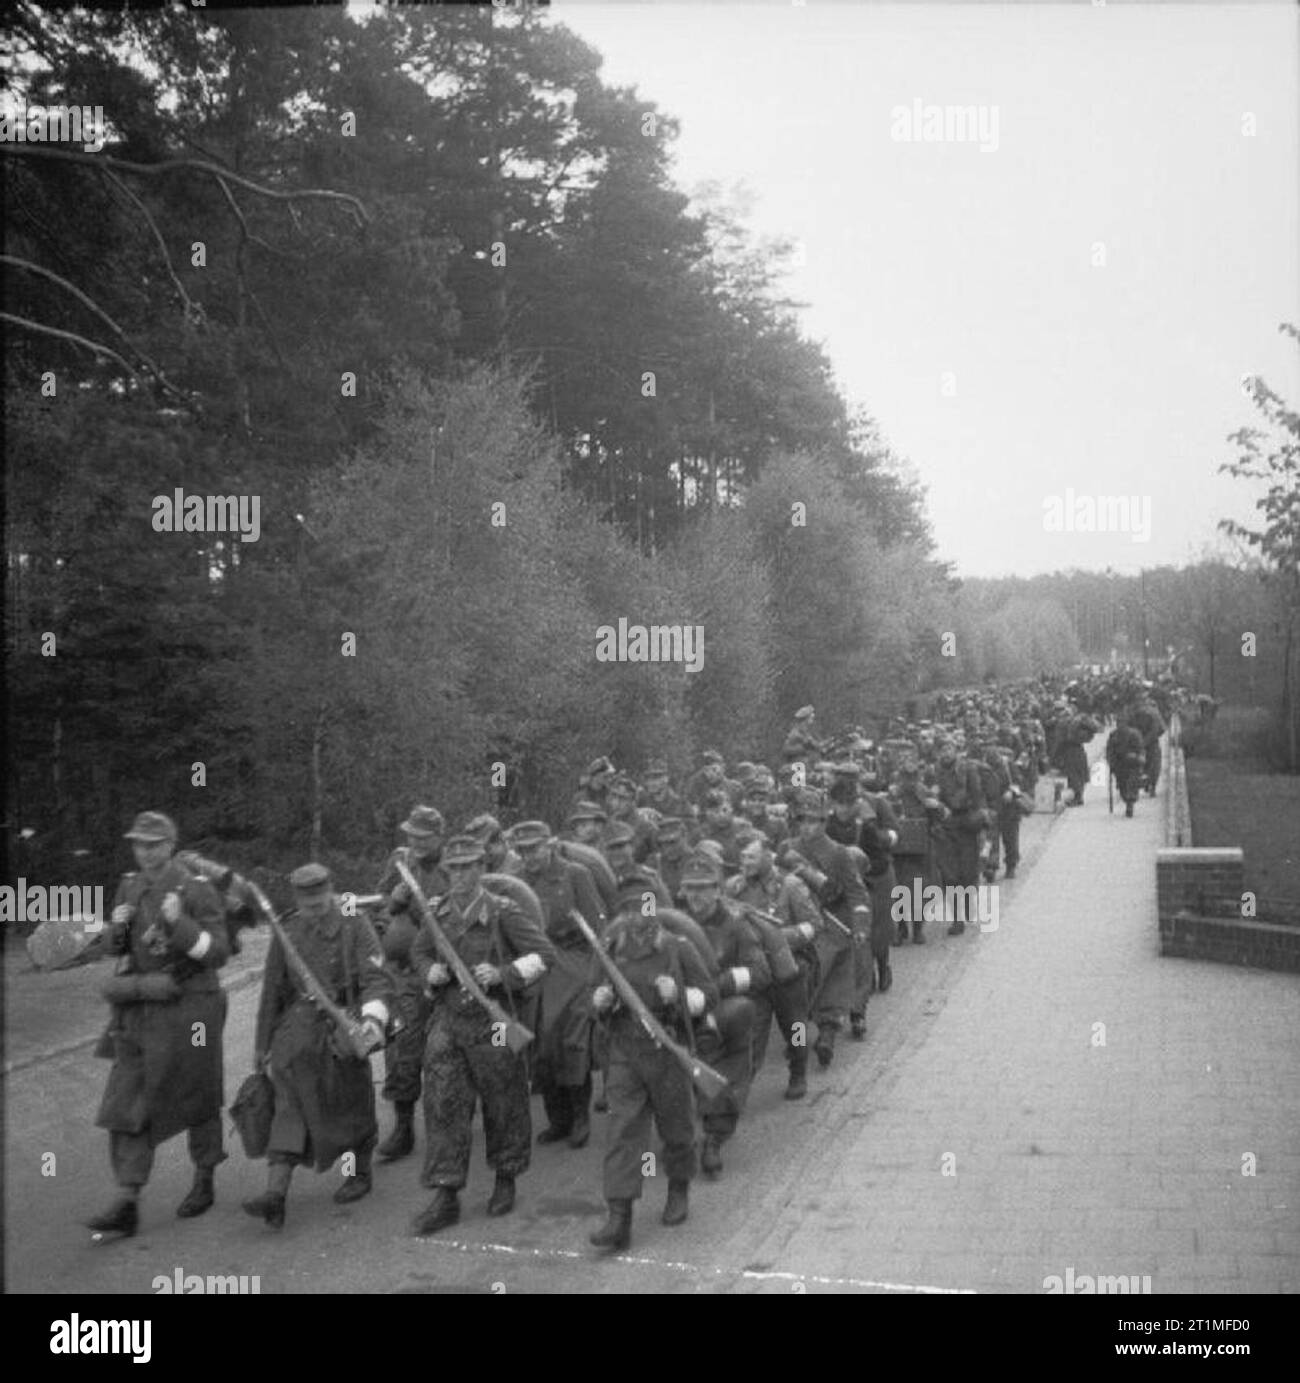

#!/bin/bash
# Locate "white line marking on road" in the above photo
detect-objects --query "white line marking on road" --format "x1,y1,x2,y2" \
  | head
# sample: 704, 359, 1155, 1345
419, 1237, 976, 1293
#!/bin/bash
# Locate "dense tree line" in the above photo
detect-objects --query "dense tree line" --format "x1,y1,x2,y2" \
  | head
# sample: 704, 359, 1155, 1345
4, 5, 1284, 890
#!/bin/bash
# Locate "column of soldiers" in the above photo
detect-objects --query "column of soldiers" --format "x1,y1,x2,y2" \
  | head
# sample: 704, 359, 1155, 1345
85, 672, 1186, 1249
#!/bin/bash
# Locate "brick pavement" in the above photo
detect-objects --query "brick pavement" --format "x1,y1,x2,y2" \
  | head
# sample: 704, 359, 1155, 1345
745, 742, 1300, 1294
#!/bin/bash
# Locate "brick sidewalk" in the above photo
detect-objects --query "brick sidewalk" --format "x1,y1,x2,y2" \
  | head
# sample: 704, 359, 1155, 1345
750, 752, 1300, 1294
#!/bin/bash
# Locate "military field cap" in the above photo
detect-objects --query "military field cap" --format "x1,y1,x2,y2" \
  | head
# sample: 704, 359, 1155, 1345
124, 810, 177, 843
442, 835, 486, 866
604, 822, 636, 847
464, 813, 502, 841
795, 705, 815, 720
400, 805, 444, 837
751, 768, 775, 788
615, 872, 658, 911
608, 774, 637, 796
569, 800, 608, 823
734, 827, 765, 852
680, 851, 723, 886
645, 759, 669, 777
831, 761, 860, 778
656, 816, 685, 835
701, 749, 724, 766
289, 862, 332, 894
794, 788, 828, 818
695, 839, 726, 867
828, 780, 859, 805
509, 820, 552, 848
734, 762, 756, 781
585, 756, 616, 778
701, 788, 730, 810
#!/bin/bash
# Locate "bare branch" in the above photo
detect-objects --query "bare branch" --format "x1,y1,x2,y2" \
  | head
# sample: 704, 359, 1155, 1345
1, 252, 139, 353
1, 144, 371, 225
101, 168, 201, 324
1, 311, 140, 378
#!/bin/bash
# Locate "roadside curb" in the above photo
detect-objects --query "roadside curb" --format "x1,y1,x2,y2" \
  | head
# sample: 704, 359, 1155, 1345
2, 962, 268, 1078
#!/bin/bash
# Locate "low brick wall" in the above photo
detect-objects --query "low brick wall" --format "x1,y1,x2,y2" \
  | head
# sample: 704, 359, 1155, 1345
1156, 846, 1300, 971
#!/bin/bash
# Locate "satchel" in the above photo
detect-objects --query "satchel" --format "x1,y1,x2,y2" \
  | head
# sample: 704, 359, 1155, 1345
229, 1071, 276, 1158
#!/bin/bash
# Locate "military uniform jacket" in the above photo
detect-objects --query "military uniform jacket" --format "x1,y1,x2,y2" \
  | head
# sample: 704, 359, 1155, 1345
726, 870, 820, 952
791, 830, 872, 943
411, 887, 557, 1028
96, 859, 230, 1142
592, 920, 719, 1047
518, 853, 605, 949
696, 899, 772, 998
935, 761, 986, 829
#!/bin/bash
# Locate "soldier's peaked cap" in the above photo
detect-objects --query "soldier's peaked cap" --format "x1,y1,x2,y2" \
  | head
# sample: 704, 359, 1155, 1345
442, 835, 486, 866
463, 813, 502, 840
795, 788, 828, 817
585, 756, 616, 778
831, 761, 860, 778
795, 705, 815, 720
615, 873, 658, 910
509, 820, 552, 847
608, 774, 637, 795
289, 862, 331, 893
655, 815, 685, 833
568, 800, 607, 823
400, 805, 444, 836
701, 749, 724, 765
124, 810, 177, 843
680, 851, 723, 885
645, 759, 669, 776
604, 822, 635, 847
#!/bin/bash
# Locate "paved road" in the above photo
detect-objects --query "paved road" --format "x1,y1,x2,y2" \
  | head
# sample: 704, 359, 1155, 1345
7, 743, 1297, 1294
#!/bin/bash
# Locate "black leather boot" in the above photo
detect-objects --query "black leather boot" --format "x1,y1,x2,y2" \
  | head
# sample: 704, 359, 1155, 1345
377, 1101, 415, 1161
784, 1048, 808, 1100
412, 1187, 459, 1235
176, 1166, 215, 1218
244, 1162, 290, 1229
536, 1083, 572, 1144
486, 1173, 516, 1217
567, 1079, 592, 1149
589, 1199, 632, 1250
87, 1196, 138, 1239
661, 1180, 689, 1226
333, 1150, 373, 1204
700, 1135, 723, 1176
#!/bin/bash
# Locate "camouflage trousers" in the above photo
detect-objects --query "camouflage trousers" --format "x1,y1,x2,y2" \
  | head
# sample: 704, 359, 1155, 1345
603, 1025, 697, 1200
422, 1000, 532, 1190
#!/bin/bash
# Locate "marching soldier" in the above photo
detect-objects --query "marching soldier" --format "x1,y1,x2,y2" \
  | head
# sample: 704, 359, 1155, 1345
782, 705, 824, 764
697, 788, 745, 874
508, 820, 605, 1149
636, 759, 684, 818
410, 835, 556, 1235
726, 833, 817, 1100
588, 874, 718, 1251
1132, 694, 1167, 796
931, 737, 986, 935
825, 777, 876, 1034
87, 812, 230, 1238
575, 756, 618, 815
654, 816, 691, 905
372, 806, 449, 1170
603, 822, 673, 910
886, 757, 940, 943
566, 800, 609, 850
605, 774, 660, 866
684, 749, 731, 810
244, 863, 394, 1229
1107, 712, 1146, 817
465, 814, 521, 875
679, 850, 770, 1176
779, 789, 870, 1065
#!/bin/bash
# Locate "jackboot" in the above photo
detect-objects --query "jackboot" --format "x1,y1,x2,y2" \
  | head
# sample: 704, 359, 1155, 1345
700, 1135, 723, 1176
947, 919, 966, 936
877, 959, 893, 993
814, 1027, 836, 1068
87, 1195, 138, 1239
784, 1049, 808, 1101
486, 1173, 516, 1217
850, 1011, 867, 1039
412, 1186, 459, 1236
661, 1180, 690, 1226
536, 1083, 572, 1144
589, 1199, 632, 1250
243, 1162, 291, 1230
377, 1101, 416, 1161
333, 1149, 373, 1204
176, 1166, 215, 1219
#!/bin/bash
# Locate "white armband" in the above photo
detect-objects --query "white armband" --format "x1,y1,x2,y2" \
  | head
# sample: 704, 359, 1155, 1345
512, 952, 547, 985
797, 922, 815, 941
185, 930, 212, 961
729, 966, 750, 995
685, 986, 706, 1016
361, 1000, 389, 1027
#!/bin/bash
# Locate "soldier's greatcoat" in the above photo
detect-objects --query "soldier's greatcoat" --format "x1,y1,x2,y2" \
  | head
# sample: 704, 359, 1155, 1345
254, 905, 394, 1170
96, 860, 229, 1144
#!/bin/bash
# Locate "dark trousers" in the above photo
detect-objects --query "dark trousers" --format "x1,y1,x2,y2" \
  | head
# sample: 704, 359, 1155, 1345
110, 1116, 225, 1189
997, 809, 1021, 872
748, 971, 810, 1072
602, 1032, 696, 1200
423, 1006, 532, 1189
382, 985, 430, 1105
539, 1073, 592, 1132
693, 997, 754, 1143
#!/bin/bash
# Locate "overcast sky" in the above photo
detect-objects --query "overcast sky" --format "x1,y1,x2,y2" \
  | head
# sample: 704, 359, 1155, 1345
554, 1, 1299, 579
